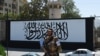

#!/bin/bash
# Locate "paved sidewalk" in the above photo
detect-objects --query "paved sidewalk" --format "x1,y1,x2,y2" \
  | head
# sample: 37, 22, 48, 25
6, 51, 65, 56
6, 47, 72, 53
5, 48, 100, 56
5, 47, 70, 56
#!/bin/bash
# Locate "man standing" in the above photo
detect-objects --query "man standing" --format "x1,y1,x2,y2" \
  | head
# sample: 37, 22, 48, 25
40, 28, 62, 56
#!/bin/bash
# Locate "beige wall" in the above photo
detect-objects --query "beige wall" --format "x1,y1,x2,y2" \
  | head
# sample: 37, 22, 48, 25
49, 8, 61, 19
48, 1, 61, 19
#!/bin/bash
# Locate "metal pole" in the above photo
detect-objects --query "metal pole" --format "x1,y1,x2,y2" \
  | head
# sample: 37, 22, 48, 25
6, 9, 8, 56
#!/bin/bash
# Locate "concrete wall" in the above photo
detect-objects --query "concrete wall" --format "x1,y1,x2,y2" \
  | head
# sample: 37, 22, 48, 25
97, 38, 100, 47
49, 8, 61, 19
48, 1, 61, 19
0, 20, 6, 41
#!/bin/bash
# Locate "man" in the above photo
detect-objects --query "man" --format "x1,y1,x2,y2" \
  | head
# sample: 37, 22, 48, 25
40, 28, 62, 56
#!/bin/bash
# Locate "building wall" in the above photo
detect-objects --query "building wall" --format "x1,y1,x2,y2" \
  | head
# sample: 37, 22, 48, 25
17, 0, 27, 14
0, 0, 27, 15
49, 8, 61, 19
0, 0, 27, 42
0, 0, 4, 14
3, 0, 13, 14
48, 1, 61, 19
0, 20, 6, 41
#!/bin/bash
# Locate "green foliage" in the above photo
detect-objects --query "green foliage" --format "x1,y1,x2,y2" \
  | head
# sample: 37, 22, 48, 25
20, 0, 49, 20
0, 44, 6, 56
0, 0, 81, 20
0, 13, 19, 20
61, 12, 80, 18
61, 0, 81, 18
16, 0, 81, 19
0, 14, 6, 20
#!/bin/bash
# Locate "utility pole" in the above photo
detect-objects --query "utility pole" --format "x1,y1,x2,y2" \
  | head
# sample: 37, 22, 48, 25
6, 6, 8, 56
